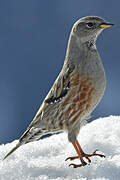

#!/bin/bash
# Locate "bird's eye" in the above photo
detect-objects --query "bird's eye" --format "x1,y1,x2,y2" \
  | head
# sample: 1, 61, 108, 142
86, 22, 94, 28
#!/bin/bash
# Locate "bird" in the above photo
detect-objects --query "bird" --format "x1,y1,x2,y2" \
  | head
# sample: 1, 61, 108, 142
3, 16, 114, 168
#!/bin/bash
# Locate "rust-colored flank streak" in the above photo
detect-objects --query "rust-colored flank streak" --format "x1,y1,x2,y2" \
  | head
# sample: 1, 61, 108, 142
62, 73, 96, 128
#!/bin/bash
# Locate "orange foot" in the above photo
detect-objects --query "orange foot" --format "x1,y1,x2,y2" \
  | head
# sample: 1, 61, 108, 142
66, 140, 105, 168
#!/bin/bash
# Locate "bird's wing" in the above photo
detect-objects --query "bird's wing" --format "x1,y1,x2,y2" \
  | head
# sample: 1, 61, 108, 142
3, 65, 76, 160
19, 64, 75, 144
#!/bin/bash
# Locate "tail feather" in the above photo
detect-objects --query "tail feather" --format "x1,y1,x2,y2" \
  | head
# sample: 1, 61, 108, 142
3, 128, 48, 160
3, 142, 21, 160
3, 126, 56, 160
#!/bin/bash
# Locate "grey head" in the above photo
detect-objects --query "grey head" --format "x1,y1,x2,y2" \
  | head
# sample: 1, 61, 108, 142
65, 16, 114, 62
72, 16, 114, 43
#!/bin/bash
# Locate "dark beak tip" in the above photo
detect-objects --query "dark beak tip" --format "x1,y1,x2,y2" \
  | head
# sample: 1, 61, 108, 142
102, 22, 115, 26
109, 23, 115, 26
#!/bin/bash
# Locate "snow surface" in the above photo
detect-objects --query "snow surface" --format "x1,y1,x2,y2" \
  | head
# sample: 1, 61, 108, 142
0, 116, 120, 180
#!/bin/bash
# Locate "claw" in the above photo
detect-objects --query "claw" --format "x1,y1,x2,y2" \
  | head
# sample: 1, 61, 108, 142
69, 163, 77, 168
85, 156, 91, 164
69, 161, 87, 168
65, 157, 73, 161
65, 156, 78, 161
81, 160, 87, 166
99, 154, 105, 158
69, 163, 82, 168
65, 157, 69, 161
93, 149, 99, 154
65, 157, 71, 161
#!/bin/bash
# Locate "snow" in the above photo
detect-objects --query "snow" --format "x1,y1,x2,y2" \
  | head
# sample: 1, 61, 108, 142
0, 116, 120, 180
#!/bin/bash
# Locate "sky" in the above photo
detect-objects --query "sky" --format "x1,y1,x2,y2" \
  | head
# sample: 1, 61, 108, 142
0, 116, 120, 179
0, 0, 120, 143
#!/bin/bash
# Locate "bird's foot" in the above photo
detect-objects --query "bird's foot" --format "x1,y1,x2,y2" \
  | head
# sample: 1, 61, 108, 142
66, 149, 105, 167
66, 140, 105, 168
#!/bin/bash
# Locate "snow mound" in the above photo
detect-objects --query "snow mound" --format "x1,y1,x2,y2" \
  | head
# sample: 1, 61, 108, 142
0, 116, 120, 180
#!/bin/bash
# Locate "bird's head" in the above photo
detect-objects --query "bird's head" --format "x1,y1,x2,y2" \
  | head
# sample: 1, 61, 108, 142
72, 16, 114, 43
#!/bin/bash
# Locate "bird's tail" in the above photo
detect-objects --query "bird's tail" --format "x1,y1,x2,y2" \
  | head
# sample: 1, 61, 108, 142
3, 141, 21, 160
3, 128, 49, 160
3, 122, 56, 160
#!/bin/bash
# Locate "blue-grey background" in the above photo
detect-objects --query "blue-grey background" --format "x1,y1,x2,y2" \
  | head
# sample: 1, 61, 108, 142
0, 0, 119, 144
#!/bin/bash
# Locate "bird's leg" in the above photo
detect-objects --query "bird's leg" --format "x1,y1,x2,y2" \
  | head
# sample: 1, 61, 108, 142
65, 139, 90, 165
66, 139, 105, 168
67, 140, 87, 168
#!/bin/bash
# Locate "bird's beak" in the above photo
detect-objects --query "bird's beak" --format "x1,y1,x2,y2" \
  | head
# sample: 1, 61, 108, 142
100, 22, 114, 28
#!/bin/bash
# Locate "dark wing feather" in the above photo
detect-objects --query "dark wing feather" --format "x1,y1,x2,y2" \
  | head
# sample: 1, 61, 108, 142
18, 65, 74, 143
44, 65, 74, 104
